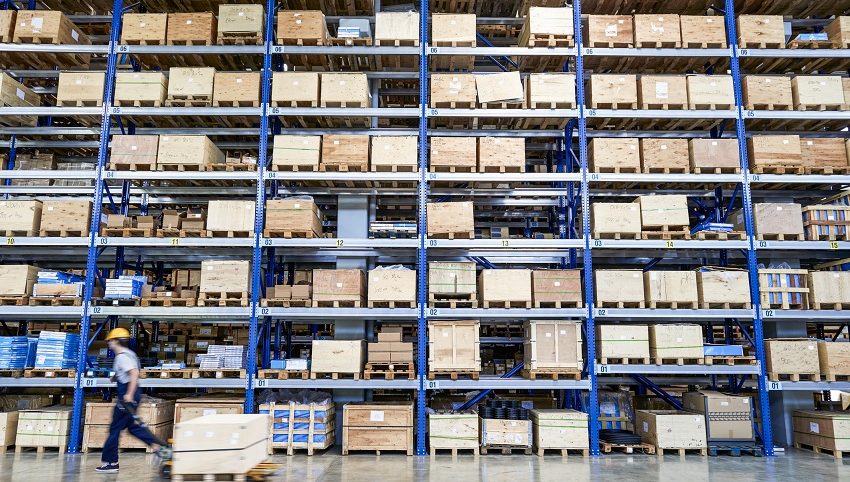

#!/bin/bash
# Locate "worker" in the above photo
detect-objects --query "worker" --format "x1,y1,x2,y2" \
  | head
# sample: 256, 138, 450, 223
96, 328, 165, 474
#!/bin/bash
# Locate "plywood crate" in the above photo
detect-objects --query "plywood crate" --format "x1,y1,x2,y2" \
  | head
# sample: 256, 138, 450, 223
13, 11, 89, 46
517, 7, 574, 47
428, 320, 480, 372
271, 72, 319, 107
479, 269, 532, 306
374, 12, 419, 46
636, 195, 690, 229
527, 73, 575, 109
265, 198, 322, 236
0, 200, 42, 235
801, 138, 849, 172
85, 399, 174, 425
475, 71, 524, 106
429, 412, 478, 451
765, 339, 820, 378
371, 136, 417, 171
428, 261, 476, 298
0, 73, 39, 108
644, 271, 698, 308
696, 269, 751, 308
199, 260, 250, 293
321, 135, 369, 170
0, 10, 14, 42
114, 72, 167, 106
312, 269, 366, 303
0, 411, 18, 451
0, 265, 40, 296
803, 205, 850, 241
427, 201, 474, 238
818, 341, 850, 378
523, 320, 582, 371
173, 414, 268, 476
368, 268, 415, 305
689, 139, 740, 173
272, 135, 320, 170
759, 269, 810, 310
748, 135, 802, 170
480, 418, 531, 448
680, 15, 727, 48
110, 134, 158, 168
649, 324, 704, 360
430, 74, 477, 108
825, 16, 850, 48
56, 71, 105, 106
530, 409, 588, 452
591, 203, 641, 238
635, 410, 707, 450
589, 138, 640, 173
792, 75, 845, 110
83, 422, 171, 452
737, 15, 785, 48
742, 75, 793, 110
478, 137, 524, 173
342, 402, 413, 455
634, 14, 681, 48
595, 270, 644, 306
588, 74, 637, 108
793, 411, 850, 453
687, 75, 734, 109
531, 269, 582, 307
320, 73, 369, 107
206, 200, 255, 233
430, 136, 476, 171
586, 15, 633, 47
174, 397, 244, 424
431, 13, 476, 45
157, 135, 224, 167
167, 67, 215, 101
276, 10, 328, 45
40, 201, 91, 236
809, 271, 850, 309
217, 4, 263, 44
213, 72, 261, 107
311, 340, 365, 374
15, 407, 72, 449
166, 12, 216, 45
640, 138, 689, 173
121, 13, 167, 45
736, 202, 803, 239
638, 75, 687, 109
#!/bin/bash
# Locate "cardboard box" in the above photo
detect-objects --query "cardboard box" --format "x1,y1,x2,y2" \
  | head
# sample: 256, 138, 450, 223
792, 76, 845, 109
374, 12, 419, 45
312, 269, 365, 302
206, 200, 255, 232
689, 139, 740, 172
166, 12, 216, 45
523, 321, 582, 371
321, 135, 369, 169
271, 72, 319, 107
272, 135, 320, 169
818, 341, 850, 377
367, 268, 416, 304
157, 135, 224, 167
586, 15, 633, 47
213, 72, 261, 106
748, 135, 802, 167
738, 203, 804, 238
173, 415, 268, 476
742, 75, 793, 109
0, 411, 18, 450
320, 73, 369, 107
276, 10, 328, 44
0, 200, 42, 234
479, 269, 532, 304
430, 74, 477, 107
518, 7, 574, 46
430, 137, 476, 170
371, 136, 418, 170
636, 410, 708, 449
596, 325, 649, 360
0, 72, 39, 108
39, 201, 91, 235
696, 269, 751, 307
737, 15, 785, 48
83, 422, 171, 452
683, 391, 753, 441
0, 265, 40, 296
589, 138, 640, 172
640, 138, 689, 172
475, 71, 524, 105
530, 409, 588, 450
427, 202, 474, 237
764, 339, 820, 375
638, 75, 687, 109
428, 320, 480, 372
265, 198, 322, 236
199, 260, 250, 293
680, 15, 727, 48
429, 412, 478, 449
480, 418, 531, 447
428, 261, 477, 298
431, 14, 475, 44
588, 74, 637, 108
121, 13, 167, 45
311, 340, 365, 374
634, 14, 681, 47
687, 75, 735, 109
649, 324, 704, 359
167, 67, 215, 100
531, 269, 582, 306
595, 270, 644, 304
636, 195, 689, 229
110, 135, 159, 167
56, 71, 105, 106
644, 271, 698, 306
793, 411, 850, 452
114, 72, 167, 106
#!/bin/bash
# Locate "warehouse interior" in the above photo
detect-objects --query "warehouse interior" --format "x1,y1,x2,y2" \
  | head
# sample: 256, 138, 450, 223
1, 0, 850, 479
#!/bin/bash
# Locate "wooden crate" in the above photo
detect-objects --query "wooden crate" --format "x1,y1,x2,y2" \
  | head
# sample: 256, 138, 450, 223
480, 418, 531, 448
586, 15, 633, 47
312, 269, 366, 302
265, 199, 322, 236
212, 72, 261, 106
114, 72, 167, 106
591, 203, 641, 237
689, 139, 740, 173
56, 71, 105, 106
374, 12, 419, 46
742, 75, 793, 110
531, 269, 582, 307
531, 410, 588, 452
320, 73, 369, 107
739, 203, 804, 239
802, 205, 850, 241
764, 339, 820, 377
121, 13, 167, 45
427, 201, 474, 237
430, 74, 477, 108
737, 15, 785, 48
0, 411, 17, 451
0, 201, 42, 234
686, 75, 735, 109
523, 320, 582, 371
166, 12, 216, 45
174, 397, 245, 423
644, 271, 698, 308
430, 137, 476, 171
276, 10, 328, 45
157, 135, 224, 167
428, 261, 477, 297
758, 270, 810, 310
0, 73, 39, 108
167, 67, 215, 100
475, 71, 524, 105
596, 325, 650, 361
649, 324, 704, 360
809, 271, 850, 308
272, 135, 321, 170
595, 270, 644, 306
696, 269, 751, 308
793, 411, 850, 454
367, 268, 416, 304
801, 138, 848, 170
640, 138, 689, 173
217, 4, 263, 44
371, 136, 418, 171
428, 320, 480, 372
85, 400, 174, 425
478, 137, 524, 172
748, 135, 802, 168
342, 402, 413, 455
637, 195, 690, 229
271, 72, 319, 107
818, 341, 850, 378
589, 138, 640, 173
0, 265, 40, 296
825, 16, 850, 48
431, 13, 476, 45
199, 260, 250, 293
479, 269, 532, 304
312, 340, 365, 374
517, 7, 574, 47
110, 135, 158, 168
680, 15, 727, 48
636, 411, 707, 450
634, 14, 681, 48
588, 74, 637, 108
791, 76, 845, 110
40, 201, 91, 236
321, 135, 369, 170
429, 412, 479, 451
527, 73, 575, 109
0, 10, 13, 42
638, 75, 687, 109
15, 408, 71, 450
13, 11, 89, 46
83, 422, 171, 452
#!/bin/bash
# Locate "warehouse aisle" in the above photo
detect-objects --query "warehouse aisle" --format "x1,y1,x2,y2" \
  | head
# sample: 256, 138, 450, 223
0, 450, 846, 481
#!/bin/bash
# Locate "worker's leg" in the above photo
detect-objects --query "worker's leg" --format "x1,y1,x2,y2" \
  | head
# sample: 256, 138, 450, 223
102, 404, 132, 463
125, 387, 163, 448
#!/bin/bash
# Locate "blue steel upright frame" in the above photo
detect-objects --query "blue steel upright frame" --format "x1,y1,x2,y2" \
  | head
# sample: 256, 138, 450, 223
415, 0, 429, 457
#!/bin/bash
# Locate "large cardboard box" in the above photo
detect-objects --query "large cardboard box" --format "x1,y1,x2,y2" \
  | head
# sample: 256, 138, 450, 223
428, 261, 477, 298
430, 137, 476, 170
427, 202, 474, 237
649, 324, 704, 359
737, 203, 804, 238
478, 137, 525, 172
635, 410, 708, 449
479, 269, 532, 304
586, 15, 633, 47
271, 72, 319, 107
596, 325, 649, 360
742, 75, 793, 110
0, 73, 38, 125
199, 260, 250, 293
588, 74, 637, 108
429, 412, 478, 450
40, 201, 91, 235
589, 138, 640, 172
638, 75, 687, 109
634, 14, 681, 47
0, 200, 42, 234
110, 135, 159, 167
686, 75, 735, 109
0, 411, 18, 450
166, 66, 215, 100
764, 339, 820, 376
166, 12, 216, 45
375, 12, 419, 45
56, 71, 105, 106
206, 200, 255, 232
272, 135, 320, 169
737, 15, 785, 48
428, 320, 480, 372
792, 76, 845, 109
276, 10, 328, 44
801, 138, 848, 169
595, 270, 644, 304
0, 10, 12, 41
83, 422, 171, 452
114, 72, 167, 106
518, 7, 573, 46
174, 397, 244, 424
371, 136, 418, 170
825, 16, 850, 47
637, 195, 690, 228
818, 341, 850, 377
311, 340, 365, 374
683, 391, 753, 441
0, 265, 40, 296
320, 73, 369, 107
265, 198, 322, 235
430, 74, 477, 108
531, 269, 582, 307
312, 269, 365, 303
696, 269, 751, 307
173, 415, 268, 476
530, 409, 588, 450
643, 271, 698, 306
431, 14, 476, 44
688, 139, 740, 172
85, 400, 174, 426
121, 13, 167, 44
523, 321, 583, 371
368, 268, 416, 305
157, 135, 224, 167
527, 73, 576, 108
475, 71, 524, 105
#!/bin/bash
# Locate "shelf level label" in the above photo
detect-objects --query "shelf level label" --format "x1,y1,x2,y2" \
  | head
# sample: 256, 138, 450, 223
766, 379, 782, 391
426, 380, 440, 390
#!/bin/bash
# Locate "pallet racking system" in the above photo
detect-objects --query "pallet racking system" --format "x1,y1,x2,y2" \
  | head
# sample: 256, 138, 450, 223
0, 0, 848, 457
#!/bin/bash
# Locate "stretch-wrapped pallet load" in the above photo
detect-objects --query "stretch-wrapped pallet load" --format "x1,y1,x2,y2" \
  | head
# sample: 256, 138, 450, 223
104, 275, 148, 300
0, 336, 31, 369
259, 394, 335, 455
33, 331, 79, 369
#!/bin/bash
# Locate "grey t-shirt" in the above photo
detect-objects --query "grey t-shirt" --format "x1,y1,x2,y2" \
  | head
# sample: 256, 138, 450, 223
113, 350, 140, 384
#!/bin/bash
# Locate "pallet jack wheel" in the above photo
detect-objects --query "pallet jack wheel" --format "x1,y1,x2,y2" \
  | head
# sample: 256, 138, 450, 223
159, 462, 172, 479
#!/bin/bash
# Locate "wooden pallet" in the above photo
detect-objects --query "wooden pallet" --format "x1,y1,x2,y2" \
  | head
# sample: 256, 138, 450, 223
524, 33, 574, 48
57, 99, 102, 107
600, 441, 656, 454
202, 230, 253, 238
641, 227, 691, 240
699, 301, 752, 309
428, 231, 475, 239
596, 300, 645, 308
535, 447, 589, 457
2, 229, 35, 237
38, 229, 87, 237
796, 103, 844, 111
198, 291, 249, 307
656, 447, 708, 456
479, 445, 532, 455
363, 362, 415, 380
428, 294, 478, 308
692, 166, 742, 174
24, 368, 76, 378
804, 166, 850, 175
156, 228, 204, 238
428, 370, 479, 381
28, 297, 82, 306
590, 102, 637, 109
206, 162, 257, 170
196, 369, 246, 379
704, 356, 757, 366
693, 231, 747, 241
482, 300, 532, 309
262, 229, 321, 238
821, 372, 850, 382
171, 462, 282, 482
157, 163, 208, 172
430, 447, 479, 457
811, 302, 846, 310
707, 444, 764, 457
108, 162, 157, 171
140, 369, 196, 379
140, 297, 196, 307
647, 301, 699, 309
755, 232, 805, 241
794, 442, 844, 459
768, 372, 821, 382
599, 357, 650, 365
310, 371, 361, 380
260, 298, 311, 308
366, 300, 416, 308
521, 369, 582, 380
165, 95, 212, 107
745, 103, 793, 111
15, 445, 66, 454
257, 369, 309, 380
751, 165, 805, 175
0, 369, 24, 378
311, 299, 362, 308
653, 357, 705, 366
592, 166, 640, 174
532, 300, 583, 308
217, 33, 264, 46
479, 165, 525, 174
689, 103, 734, 110
593, 231, 641, 240
101, 227, 155, 237
429, 165, 476, 173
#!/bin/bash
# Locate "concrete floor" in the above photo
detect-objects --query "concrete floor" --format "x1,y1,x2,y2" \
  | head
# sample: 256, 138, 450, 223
0, 448, 847, 481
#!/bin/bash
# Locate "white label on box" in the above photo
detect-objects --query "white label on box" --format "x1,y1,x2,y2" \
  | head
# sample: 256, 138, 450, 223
140, 22, 146, 27
630, 145, 636, 150
743, 399, 749, 404
205, 431, 215, 438
16, 88, 24, 100
711, 141, 718, 145
207, 266, 213, 270
71, 30, 79, 41
810, 422, 819, 434
560, 330, 566, 335
442, 331, 449, 337
545, 332, 552, 337
655, 82, 669, 99
236, 78, 242, 83
370, 410, 384, 422
707, 19, 713, 23
76, 79, 82, 85
676, 337, 682, 342
239, 11, 244, 16
643, 421, 649, 433
131, 145, 138, 150
782, 140, 789, 145
334, 140, 340, 145
202, 409, 217, 417
293, 203, 301, 208
660, 144, 668, 150
336, 282, 342, 288
514, 435, 522, 444
808, 345, 814, 350
720, 401, 728, 406
186, 20, 192, 25
31, 17, 43, 30
554, 281, 561, 287
47, 206, 53, 211
605, 25, 618, 37
510, 421, 517, 426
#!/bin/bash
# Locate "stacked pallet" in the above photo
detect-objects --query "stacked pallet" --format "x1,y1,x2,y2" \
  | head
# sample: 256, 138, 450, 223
259, 400, 334, 455
15, 406, 73, 454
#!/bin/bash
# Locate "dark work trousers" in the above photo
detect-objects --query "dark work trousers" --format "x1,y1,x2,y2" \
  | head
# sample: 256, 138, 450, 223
101, 381, 159, 463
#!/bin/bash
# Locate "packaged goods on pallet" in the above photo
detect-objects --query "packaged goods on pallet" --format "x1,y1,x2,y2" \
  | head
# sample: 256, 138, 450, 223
367, 336, 413, 364
114, 72, 167, 106
817, 341, 850, 380
637, 195, 689, 230
430, 74, 477, 108
171, 269, 200, 288
320, 73, 369, 107
10, 153, 54, 187
588, 74, 637, 109
157, 135, 224, 168
202, 345, 246, 369
32, 270, 85, 299
104, 275, 149, 300
649, 324, 704, 361
166, 12, 216, 46
638, 75, 687, 110
167, 67, 215, 104
680, 15, 727, 48
33, 332, 78, 369
825, 17, 850, 47
793, 411, 850, 456
312, 269, 365, 305
0, 409, 17, 452
0, 10, 13, 41
643, 271, 698, 309
271, 72, 319, 107
53, 160, 96, 187
56, 71, 105, 106
686, 75, 735, 109
479, 269, 532, 308
591, 203, 640, 238
173, 414, 269, 477
530, 409, 589, 455
0, 200, 42, 235
695, 268, 751, 308
527, 73, 576, 108
342, 402, 414, 455
747, 135, 802, 171
206, 200, 255, 234
200, 260, 250, 294
517, 7, 573, 47
121, 13, 167, 45
736, 203, 804, 240
427, 202, 474, 238
478, 137, 525, 173
182, 210, 205, 231
431, 13, 475, 45
276, 10, 329, 45
110, 135, 159, 169
430, 137, 476, 171
0, 336, 31, 369
635, 410, 708, 452
265, 197, 322, 237
475, 71, 524, 106
640, 139, 688, 173
0, 265, 40, 296
633, 14, 681, 47
311, 340, 365, 376
321, 135, 369, 171
596, 325, 649, 362
16, 406, 72, 452
688, 139, 740, 173
759, 269, 809, 309
428, 261, 477, 304
173, 396, 244, 423
259, 395, 334, 455
428, 411, 478, 454
801, 139, 849, 173
737, 15, 785, 48
83, 398, 174, 452
13, 11, 90, 47
428, 320, 480, 374
371, 136, 418, 171
531, 269, 582, 307
217, 5, 263, 45
39, 201, 91, 237
586, 15, 633, 47
367, 266, 415, 308
588, 138, 640, 173
808, 271, 850, 309
0, 73, 39, 126
480, 417, 532, 453
523, 321, 583, 372
742, 75, 793, 110
683, 391, 753, 441
213, 72, 261, 106
374, 12, 419, 46
595, 270, 644, 307
337, 18, 371, 39
765, 339, 820, 380
792, 76, 845, 110
272, 135, 321, 170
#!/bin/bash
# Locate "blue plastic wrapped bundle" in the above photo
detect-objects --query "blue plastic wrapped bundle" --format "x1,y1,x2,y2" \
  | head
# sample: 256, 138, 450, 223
33, 331, 80, 369
36, 271, 85, 284
25, 338, 38, 367
0, 336, 31, 369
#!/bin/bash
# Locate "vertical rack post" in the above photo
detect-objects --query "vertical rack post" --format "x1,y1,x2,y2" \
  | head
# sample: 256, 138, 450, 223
415, 0, 429, 456
725, 0, 774, 455
68, 0, 123, 453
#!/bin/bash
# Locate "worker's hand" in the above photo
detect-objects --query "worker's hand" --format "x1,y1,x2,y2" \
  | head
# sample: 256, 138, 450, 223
123, 393, 133, 403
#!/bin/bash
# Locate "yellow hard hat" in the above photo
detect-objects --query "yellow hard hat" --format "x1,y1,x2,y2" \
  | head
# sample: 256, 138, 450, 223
106, 328, 131, 340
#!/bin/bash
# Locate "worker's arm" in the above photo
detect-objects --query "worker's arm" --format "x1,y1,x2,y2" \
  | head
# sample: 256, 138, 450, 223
124, 368, 139, 403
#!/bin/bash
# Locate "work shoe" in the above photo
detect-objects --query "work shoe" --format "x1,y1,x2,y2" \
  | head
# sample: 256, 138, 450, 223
95, 463, 119, 474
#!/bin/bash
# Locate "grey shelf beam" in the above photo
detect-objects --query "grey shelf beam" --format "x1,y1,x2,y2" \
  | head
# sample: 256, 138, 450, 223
427, 239, 585, 249
596, 364, 761, 375
589, 173, 742, 184
430, 377, 590, 390
767, 380, 850, 391
0, 43, 109, 54
592, 239, 750, 249
94, 237, 254, 247
737, 48, 850, 58
428, 46, 576, 56
254, 378, 419, 389
270, 107, 419, 117
118, 45, 264, 55
0, 378, 75, 387
427, 308, 585, 319
90, 306, 251, 319
755, 241, 850, 250
265, 171, 418, 182
0, 306, 83, 319
0, 170, 96, 180
587, 108, 738, 119
104, 170, 258, 181
582, 47, 731, 57
260, 307, 418, 320
743, 109, 850, 120
760, 309, 850, 321
0, 237, 89, 246
272, 45, 419, 55
427, 172, 582, 183
748, 174, 850, 184
427, 108, 577, 118
261, 238, 417, 249
594, 308, 755, 320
